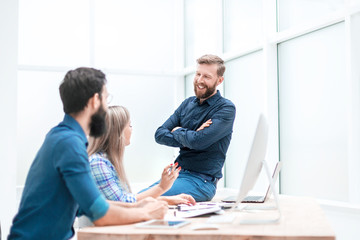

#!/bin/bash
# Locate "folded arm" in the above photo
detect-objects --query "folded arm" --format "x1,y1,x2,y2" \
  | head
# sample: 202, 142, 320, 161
155, 108, 184, 147
171, 104, 236, 150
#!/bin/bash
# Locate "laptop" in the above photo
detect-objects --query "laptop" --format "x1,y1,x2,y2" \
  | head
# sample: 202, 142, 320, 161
221, 161, 282, 204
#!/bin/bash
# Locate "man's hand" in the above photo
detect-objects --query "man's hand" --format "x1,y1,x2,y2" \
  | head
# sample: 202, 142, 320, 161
93, 197, 168, 226
196, 119, 212, 131
142, 199, 168, 220
134, 197, 158, 208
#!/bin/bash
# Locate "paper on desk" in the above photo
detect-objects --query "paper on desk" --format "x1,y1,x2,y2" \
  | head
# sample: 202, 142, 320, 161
176, 207, 222, 218
177, 202, 218, 211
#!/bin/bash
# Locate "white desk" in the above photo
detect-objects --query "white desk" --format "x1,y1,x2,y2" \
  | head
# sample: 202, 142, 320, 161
78, 195, 335, 240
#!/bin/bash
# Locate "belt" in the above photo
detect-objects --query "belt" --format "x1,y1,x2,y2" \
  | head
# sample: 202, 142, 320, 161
181, 169, 219, 184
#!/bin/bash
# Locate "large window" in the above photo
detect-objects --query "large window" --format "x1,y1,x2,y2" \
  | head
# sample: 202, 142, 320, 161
94, 0, 177, 71
10, 1, 360, 239
17, 71, 64, 183
106, 74, 177, 182
16, 0, 360, 209
223, 51, 267, 191
182, 0, 360, 210
184, 0, 222, 67
278, 23, 347, 201
278, 0, 344, 31
18, 0, 90, 67
223, 0, 263, 53
17, 0, 179, 185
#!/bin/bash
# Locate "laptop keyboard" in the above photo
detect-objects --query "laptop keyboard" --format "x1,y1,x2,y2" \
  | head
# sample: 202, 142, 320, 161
244, 195, 264, 202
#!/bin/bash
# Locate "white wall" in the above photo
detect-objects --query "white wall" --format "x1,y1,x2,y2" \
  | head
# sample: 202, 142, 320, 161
0, 1, 18, 238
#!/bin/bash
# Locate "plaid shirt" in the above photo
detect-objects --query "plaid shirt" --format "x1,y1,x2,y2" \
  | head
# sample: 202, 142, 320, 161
89, 152, 136, 203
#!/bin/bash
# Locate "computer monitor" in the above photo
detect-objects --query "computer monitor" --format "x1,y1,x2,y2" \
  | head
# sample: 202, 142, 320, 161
234, 114, 269, 206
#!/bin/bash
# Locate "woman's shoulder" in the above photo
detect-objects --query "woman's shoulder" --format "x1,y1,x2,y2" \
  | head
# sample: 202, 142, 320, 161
89, 152, 117, 175
89, 152, 111, 165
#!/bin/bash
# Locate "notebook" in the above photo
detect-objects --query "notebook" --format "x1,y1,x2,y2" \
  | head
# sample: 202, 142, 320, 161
221, 161, 282, 204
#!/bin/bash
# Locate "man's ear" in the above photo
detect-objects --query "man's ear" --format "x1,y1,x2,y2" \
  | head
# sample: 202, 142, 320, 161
88, 93, 101, 111
217, 76, 224, 86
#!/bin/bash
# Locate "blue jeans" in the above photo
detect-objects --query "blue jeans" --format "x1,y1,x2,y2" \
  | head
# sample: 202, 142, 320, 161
138, 171, 217, 202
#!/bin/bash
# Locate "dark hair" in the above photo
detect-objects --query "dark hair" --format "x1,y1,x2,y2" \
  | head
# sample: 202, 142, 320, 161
59, 67, 107, 114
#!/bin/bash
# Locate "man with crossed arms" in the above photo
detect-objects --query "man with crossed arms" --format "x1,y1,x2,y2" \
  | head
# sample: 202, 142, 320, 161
144, 55, 236, 202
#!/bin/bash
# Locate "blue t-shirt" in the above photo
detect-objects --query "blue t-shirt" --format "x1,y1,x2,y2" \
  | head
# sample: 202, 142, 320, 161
155, 90, 236, 179
8, 114, 109, 240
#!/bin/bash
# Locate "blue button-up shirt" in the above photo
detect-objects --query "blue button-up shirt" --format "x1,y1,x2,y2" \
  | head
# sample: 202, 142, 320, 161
155, 90, 236, 179
9, 114, 109, 240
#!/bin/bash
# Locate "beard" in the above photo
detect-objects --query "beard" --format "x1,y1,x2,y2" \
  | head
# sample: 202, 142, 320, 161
89, 105, 107, 138
194, 81, 217, 100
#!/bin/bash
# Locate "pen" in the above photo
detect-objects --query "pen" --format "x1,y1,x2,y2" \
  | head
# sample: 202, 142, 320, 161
168, 161, 179, 175
167, 165, 173, 175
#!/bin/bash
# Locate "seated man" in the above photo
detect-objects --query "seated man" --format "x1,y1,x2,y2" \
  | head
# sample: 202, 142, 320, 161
142, 54, 236, 202
8, 67, 167, 240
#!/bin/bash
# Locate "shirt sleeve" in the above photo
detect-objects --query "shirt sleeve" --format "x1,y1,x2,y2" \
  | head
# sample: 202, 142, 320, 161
171, 103, 236, 150
154, 104, 185, 148
55, 137, 109, 222
90, 156, 136, 203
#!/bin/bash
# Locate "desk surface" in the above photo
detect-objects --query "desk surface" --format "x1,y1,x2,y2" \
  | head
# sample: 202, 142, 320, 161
77, 195, 335, 240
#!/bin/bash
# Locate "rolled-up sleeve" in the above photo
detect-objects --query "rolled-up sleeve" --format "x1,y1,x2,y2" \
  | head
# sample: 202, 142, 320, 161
55, 138, 109, 222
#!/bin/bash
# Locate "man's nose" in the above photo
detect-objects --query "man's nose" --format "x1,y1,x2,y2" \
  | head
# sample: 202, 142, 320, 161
196, 75, 204, 83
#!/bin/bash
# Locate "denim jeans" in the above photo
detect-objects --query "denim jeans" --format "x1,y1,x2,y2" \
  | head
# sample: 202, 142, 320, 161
138, 171, 217, 202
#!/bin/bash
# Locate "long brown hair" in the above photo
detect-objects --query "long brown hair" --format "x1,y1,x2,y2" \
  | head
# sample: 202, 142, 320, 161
88, 105, 131, 192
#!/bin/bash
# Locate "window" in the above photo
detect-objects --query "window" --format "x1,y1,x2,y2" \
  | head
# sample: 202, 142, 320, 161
223, 51, 266, 190
278, 23, 347, 201
223, 0, 263, 53
184, 0, 222, 67
278, 0, 344, 31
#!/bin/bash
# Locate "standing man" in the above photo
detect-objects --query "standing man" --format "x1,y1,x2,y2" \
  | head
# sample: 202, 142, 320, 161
8, 67, 167, 240
146, 54, 236, 202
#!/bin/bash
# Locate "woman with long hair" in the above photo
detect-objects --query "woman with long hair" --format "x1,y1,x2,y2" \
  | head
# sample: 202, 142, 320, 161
88, 105, 195, 205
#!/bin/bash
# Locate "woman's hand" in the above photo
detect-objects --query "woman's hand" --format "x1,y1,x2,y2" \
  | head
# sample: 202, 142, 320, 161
158, 162, 181, 192
160, 194, 196, 206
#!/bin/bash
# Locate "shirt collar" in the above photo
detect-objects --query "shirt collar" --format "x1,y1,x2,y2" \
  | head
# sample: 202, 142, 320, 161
62, 114, 88, 146
194, 90, 221, 106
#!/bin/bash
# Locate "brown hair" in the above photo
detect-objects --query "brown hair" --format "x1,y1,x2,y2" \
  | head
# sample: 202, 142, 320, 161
88, 105, 131, 192
196, 54, 226, 77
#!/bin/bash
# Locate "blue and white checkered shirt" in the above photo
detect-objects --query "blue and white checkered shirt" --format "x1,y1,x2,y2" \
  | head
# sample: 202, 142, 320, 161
89, 152, 136, 203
